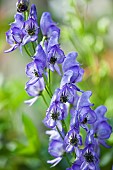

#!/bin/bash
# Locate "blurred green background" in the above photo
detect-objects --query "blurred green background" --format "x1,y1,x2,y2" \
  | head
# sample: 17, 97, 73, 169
0, 0, 113, 169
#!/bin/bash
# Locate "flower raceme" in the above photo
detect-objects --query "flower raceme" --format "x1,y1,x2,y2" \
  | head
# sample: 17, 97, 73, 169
5, 1, 112, 170
5, 4, 39, 53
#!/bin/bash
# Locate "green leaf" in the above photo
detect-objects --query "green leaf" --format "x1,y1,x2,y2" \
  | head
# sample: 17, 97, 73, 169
22, 113, 41, 153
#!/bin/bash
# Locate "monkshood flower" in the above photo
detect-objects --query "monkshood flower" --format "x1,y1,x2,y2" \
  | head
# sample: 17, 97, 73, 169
47, 139, 64, 167
91, 106, 112, 148
73, 144, 99, 170
26, 61, 40, 85
5, 5, 39, 53
24, 4, 39, 44
94, 121, 112, 148
43, 100, 67, 128
61, 52, 84, 86
40, 12, 60, 38
59, 84, 79, 104
25, 77, 45, 106
5, 13, 25, 53
51, 84, 80, 105
33, 44, 47, 77
47, 31, 65, 75
16, 0, 29, 13
25, 45, 47, 85
81, 144, 99, 170
46, 129, 65, 167
64, 127, 82, 153
70, 91, 97, 131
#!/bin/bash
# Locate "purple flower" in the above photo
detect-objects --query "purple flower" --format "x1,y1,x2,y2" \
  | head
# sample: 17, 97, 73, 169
64, 128, 82, 153
81, 144, 99, 170
70, 91, 97, 131
91, 106, 112, 148
24, 4, 39, 44
43, 31, 65, 75
5, 13, 25, 53
48, 139, 64, 158
52, 84, 80, 105
43, 101, 67, 128
25, 77, 45, 106
25, 61, 40, 85
40, 12, 60, 37
61, 52, 84, 86
70, 144, 99, 170
33, 44, 47, 76
16, 0, 29, 13
25, 45, 47, 84
46, 129, 65, 167
25, 77, 45, 96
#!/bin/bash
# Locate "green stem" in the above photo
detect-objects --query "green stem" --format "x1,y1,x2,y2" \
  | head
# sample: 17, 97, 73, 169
56, 125, 64, 140
48, 69, 51, 88
24, 45, 32, 57
45, 86, 52, 98
65, 154, 71, 166
62, 120, 67, 133
41, 93, 49, 108
24, 10, 29, 20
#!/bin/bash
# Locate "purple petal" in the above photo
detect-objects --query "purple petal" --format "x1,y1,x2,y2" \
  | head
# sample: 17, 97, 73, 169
24, 96, 38, 106
47, 157, 62, 167
96, 121, 112, 139
48, 140, 64, 157
77, 91, 93, 108
95, 105, 107, 118
60, 70, 73, 87
11, 13, 24, 28
47, 31, 59, 50
40, 12, 56, 36
62, 52, 78, 73
4, 44, 19, 53
29, 4, 37, 21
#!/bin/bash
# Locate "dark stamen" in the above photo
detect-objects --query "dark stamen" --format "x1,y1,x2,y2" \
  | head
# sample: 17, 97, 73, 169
82, 117, 87, 124
84, 151, 94, 163
33, 69, 39, 77
60, 95, 68, 103
51, 112, 59, 120
70, 136, 78, 146
50, 57, 57, 64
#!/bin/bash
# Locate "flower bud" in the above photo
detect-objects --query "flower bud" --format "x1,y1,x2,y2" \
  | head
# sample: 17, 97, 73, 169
16, 0, 29, 13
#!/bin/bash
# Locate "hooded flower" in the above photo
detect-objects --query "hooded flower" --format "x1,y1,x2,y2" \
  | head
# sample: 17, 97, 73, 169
64, 128, 82, 153
25, 77, 45, 106
5, 13, 25, 53
24, 4, 39, 44
61, 52, 84, 86
91, 106, 112, 148
46, 31, 65, 75
46, 129, 65, 167
25, 44, 47, 85
40, 12, 60, 38
43, 100, 67, 128
70, 91, 97, 131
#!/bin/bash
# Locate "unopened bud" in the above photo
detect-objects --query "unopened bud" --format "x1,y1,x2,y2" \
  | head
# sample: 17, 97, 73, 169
16, 0, 29, 13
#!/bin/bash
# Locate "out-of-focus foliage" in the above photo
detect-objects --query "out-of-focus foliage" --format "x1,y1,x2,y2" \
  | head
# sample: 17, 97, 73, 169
0, 0, 113, 169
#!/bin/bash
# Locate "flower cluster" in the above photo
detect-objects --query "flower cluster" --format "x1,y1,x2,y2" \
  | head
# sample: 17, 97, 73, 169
5, 1, 112, 170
